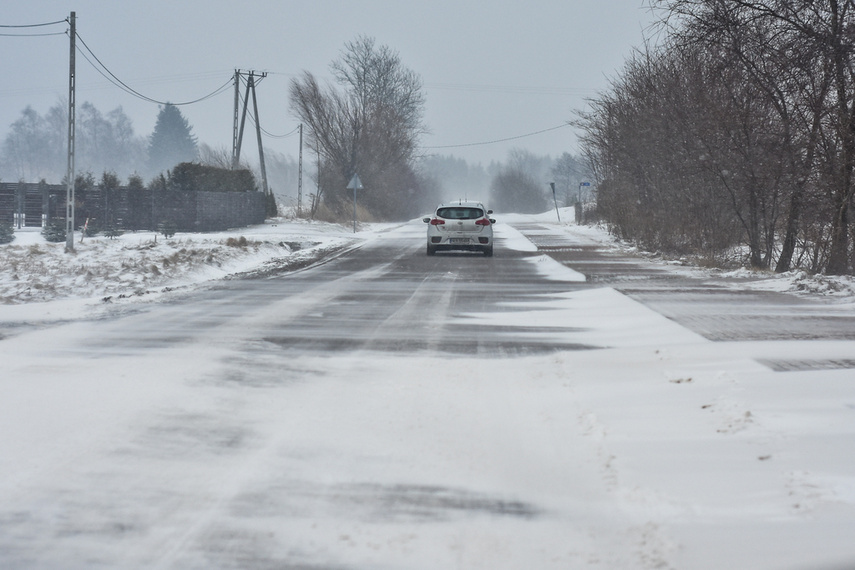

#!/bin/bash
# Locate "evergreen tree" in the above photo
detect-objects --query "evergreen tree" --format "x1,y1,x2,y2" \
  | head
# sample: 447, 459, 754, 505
0, 221, 14, 244
147, 103, 197, 177
41, 220, 66, 242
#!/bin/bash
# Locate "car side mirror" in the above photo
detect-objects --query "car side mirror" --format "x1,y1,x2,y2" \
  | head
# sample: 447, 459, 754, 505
422, 217, 431, 223
487, 210, 493, 215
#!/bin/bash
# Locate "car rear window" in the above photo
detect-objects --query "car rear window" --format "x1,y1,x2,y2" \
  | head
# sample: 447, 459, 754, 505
436, 207, 484, 220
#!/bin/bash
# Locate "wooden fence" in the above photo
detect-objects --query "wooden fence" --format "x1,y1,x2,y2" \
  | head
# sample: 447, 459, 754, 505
0, 182, 267, 233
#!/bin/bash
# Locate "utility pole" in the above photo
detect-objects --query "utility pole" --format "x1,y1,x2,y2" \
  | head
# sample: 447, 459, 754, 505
231, 70, 270, 201
65, 11, 76, 252
297, 123, 303, 216
249, 71, 269, 196
233, 71, 250, 169
231, 69, 240, 168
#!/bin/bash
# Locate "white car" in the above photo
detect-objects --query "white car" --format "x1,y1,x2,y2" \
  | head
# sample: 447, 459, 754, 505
422, 201, 496, 256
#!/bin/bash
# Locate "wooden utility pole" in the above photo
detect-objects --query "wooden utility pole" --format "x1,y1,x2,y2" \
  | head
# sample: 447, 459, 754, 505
231, 70, 270, 199
233, 72, 250, 169
249, 72, 269, 196
65, 11, 76, 252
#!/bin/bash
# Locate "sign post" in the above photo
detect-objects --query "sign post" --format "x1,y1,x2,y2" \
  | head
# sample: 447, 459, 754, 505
577, 182, 591, 224
347, 174, 364, 233
549, 182, 560, 223
578, 181, 591, 203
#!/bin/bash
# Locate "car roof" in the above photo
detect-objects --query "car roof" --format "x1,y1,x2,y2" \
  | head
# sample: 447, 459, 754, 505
436, 201, 486, 208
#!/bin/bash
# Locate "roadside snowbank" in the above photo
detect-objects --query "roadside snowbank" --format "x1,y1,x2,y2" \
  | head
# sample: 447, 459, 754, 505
0, 217, 365, 306
508, 206, 855, 300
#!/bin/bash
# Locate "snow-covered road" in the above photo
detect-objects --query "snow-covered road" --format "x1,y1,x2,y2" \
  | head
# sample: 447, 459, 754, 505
1, 215, 854, 569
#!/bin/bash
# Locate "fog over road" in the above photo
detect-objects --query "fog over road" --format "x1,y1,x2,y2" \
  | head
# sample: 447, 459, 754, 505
1, 220, 854, 569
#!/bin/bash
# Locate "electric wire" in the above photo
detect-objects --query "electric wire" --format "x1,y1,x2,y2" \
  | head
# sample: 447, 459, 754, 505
4, 18, 569, 149
423, 123, 571, 149
260, 125, 300, 139
425, 81, 596, 97
75, 31, 233, 106
0, 31, 67, 37
0, 19, 67, 28
236, 88, 300, 139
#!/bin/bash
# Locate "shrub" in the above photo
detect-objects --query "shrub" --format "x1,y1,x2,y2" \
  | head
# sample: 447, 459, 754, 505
42, 220, 67, 243
104, 227, 124, 240
158, 220, 177, 239
0, 221, 14, 244
225, 236, 248, 248
169, 162, 257, 193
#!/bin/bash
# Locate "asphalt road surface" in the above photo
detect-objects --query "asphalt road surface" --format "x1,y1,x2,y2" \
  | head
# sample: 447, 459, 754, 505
94, 221, 855, 357
2, 220, 854, 569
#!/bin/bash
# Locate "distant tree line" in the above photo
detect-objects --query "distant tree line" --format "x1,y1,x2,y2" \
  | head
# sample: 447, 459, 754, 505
0, 102, 197, 184
421, 151, 589, 216
579, 0, 855, 275
0, 101, 279, 225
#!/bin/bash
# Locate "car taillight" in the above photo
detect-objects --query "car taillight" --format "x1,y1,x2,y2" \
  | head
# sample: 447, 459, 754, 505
475, 218, 491, 226
430, 218, 445, 225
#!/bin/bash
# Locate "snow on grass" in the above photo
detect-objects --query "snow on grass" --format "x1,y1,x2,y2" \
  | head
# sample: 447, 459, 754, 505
0, 218, 371, 321
514, 206, 855, 301
734, 268, 855, 298
1, 235, 288, 303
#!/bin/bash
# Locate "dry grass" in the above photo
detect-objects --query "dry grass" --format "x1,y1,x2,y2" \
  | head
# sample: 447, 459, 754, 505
0, 236, 287, 304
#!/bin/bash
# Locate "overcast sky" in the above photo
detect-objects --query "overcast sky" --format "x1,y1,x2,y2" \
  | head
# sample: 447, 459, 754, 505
2, 1, 658, 169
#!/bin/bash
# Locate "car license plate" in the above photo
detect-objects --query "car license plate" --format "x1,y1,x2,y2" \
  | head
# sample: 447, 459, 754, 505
449, 238, 468, 244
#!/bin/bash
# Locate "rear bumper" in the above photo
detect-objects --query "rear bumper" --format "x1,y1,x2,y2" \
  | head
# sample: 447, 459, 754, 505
431, 243, 490, 253
430, 236, 491, 244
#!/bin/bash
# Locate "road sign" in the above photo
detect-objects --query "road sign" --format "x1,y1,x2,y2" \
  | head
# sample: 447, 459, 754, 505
347, 174, 364, 191
348, 174, 364, 233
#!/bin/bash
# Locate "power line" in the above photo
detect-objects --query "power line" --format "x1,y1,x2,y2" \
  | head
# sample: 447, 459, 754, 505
0, 19, 67, 28
423, 123, 571, 150
425, 81, 597, 97
267, 70, 597, 98
2, 19, 233, 106
74, 31, 233, 106
236, 88, 300, 139
260, 124, 301, 139
0, 31, 66, 37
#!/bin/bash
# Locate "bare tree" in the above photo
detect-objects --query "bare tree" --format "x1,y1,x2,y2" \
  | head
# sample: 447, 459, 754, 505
550, 153, 588, 207
653, 0, 855, 273
578, 43, 764, 260
0, 106, 54, 181
199, 144, 245, 170
579, 0, 855, 273
490, 156, 549, 214
655, 0, 837, 271
0, 102, 146, 183
289, 36, 429, 220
